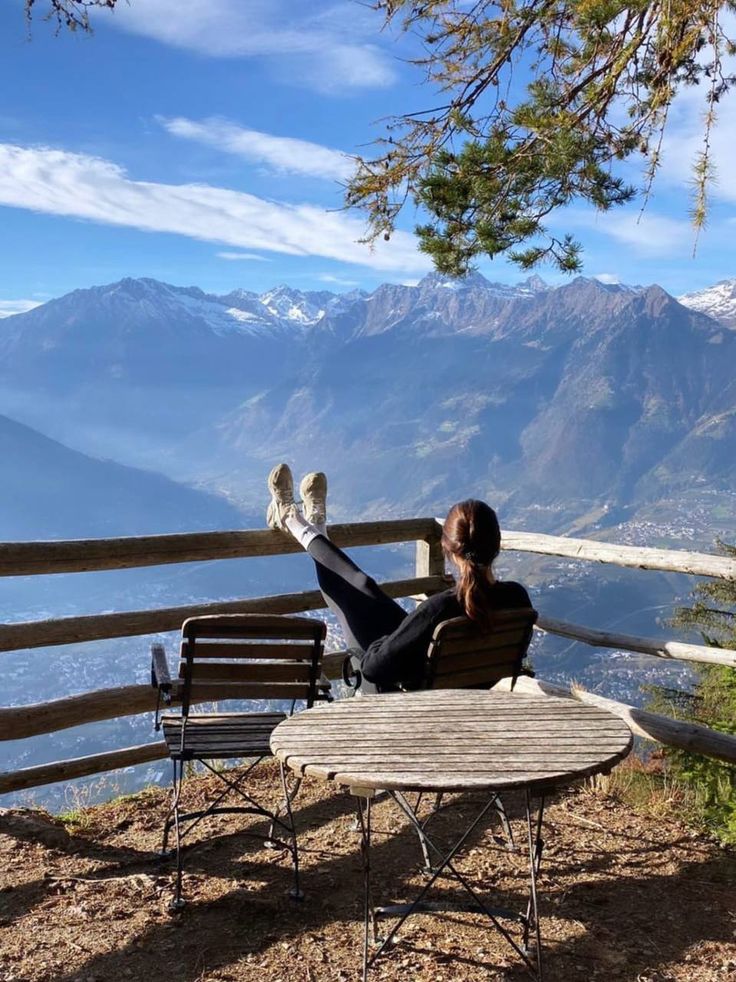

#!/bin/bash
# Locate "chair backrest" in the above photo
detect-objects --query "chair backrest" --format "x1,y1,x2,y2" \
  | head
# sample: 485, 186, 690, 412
425, 607, 538, 690
177, 613, 326, 717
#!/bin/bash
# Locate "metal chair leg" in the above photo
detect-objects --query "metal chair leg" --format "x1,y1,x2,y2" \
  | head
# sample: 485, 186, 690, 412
495, 796, 516, 851
266, 774, 303, 849
279, 762, 304, 901
160, 758, 178, 856
169, 759, 186, 912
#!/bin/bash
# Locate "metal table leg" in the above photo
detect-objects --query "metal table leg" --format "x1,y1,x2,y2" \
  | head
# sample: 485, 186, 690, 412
353, 788, 546, 981
354, 795, 377, 982
523, 789, 545, 980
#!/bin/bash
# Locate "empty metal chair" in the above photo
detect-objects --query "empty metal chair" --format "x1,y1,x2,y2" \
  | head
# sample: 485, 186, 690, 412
151, 612, 327, 908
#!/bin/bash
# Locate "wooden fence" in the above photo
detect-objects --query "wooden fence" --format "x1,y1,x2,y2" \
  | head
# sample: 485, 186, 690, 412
1, 518, 734, 796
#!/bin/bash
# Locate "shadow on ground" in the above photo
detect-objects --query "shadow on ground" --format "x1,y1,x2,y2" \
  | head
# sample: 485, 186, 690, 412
1, 763, 733, 981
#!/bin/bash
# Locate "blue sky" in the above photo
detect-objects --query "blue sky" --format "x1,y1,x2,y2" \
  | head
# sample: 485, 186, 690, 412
0, 0, 734, 315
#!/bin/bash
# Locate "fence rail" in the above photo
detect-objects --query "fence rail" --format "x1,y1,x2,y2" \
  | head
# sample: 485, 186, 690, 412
0, 743, 168, 796
1, 517, 734, 797
1, 520, 733, 579
0, 519, 437, 577
0, 575, 444, 653
498, 528, 736, 580
536, 615, 736, 669
3, 609, 734, 745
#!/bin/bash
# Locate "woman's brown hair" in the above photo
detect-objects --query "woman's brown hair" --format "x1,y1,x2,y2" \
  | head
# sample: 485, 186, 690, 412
441, 500, 501, 632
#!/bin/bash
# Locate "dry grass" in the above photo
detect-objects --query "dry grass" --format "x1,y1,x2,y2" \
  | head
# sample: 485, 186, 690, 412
586, 754, 707, 828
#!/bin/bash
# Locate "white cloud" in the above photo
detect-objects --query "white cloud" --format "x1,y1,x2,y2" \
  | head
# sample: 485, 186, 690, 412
217, 251, 271, 261
104, 0, 397, 92
0, 143, 428, 274
0, 299, 42, 318
593, 273, 620, 285
160, 117, 352, 181
566, 209, 692, 256
317, 273, 360, 286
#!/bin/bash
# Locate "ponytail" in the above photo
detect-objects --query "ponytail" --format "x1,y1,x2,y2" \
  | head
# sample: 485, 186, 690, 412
441, 500, 501, 632
455, 557, 495, 632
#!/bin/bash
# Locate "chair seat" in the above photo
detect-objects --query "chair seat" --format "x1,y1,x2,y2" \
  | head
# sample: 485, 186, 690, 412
161, 712, 287, 760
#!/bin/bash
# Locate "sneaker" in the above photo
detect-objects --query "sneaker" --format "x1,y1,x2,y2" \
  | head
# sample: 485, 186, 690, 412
300, 471, 328, 527
266, 463, 297, 530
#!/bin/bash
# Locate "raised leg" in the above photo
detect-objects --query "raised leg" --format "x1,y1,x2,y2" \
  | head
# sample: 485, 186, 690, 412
306, 535, 407, 653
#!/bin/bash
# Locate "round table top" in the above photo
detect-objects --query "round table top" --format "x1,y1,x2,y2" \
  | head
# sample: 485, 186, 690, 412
270, 689, 633, 793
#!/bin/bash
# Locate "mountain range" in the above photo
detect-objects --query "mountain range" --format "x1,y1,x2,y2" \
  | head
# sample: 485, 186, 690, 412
1, 270, 734, 534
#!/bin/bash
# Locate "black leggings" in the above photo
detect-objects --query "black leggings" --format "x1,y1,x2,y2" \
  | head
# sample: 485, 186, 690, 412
307, 534, 407, 653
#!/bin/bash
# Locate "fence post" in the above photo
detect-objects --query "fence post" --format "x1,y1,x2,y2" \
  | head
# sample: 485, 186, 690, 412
415, 520, 445, 591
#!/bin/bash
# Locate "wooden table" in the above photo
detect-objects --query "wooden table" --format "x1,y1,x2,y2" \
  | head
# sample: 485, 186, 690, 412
271, 689, 633, 980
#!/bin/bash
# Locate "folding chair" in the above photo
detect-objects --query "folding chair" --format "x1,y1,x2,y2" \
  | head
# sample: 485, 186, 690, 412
150, 612, 327, 909
425, 607, 538, 690
405, 606, 538, 868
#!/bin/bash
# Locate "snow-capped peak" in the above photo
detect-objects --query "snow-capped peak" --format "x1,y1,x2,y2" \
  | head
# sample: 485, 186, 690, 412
519, 274, 549, 294
678, 279, 736, 329
419, 271, 494, 292
258, 285, 334, 326
98, 278, 280, 337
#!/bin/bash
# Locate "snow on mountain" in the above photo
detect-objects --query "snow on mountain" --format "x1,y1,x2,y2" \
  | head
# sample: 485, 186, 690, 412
257, 285, 336, 326
678, 279, 736, 330
417, 270, 548, 299
76, 276, 282, 338
167, 286, 275, 337
520, 274, 549, 294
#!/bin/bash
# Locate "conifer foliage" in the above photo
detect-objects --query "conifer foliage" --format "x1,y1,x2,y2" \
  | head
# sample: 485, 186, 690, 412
347, 1, 736, 273
658, 542, 736, 844
24, 0, 115, 32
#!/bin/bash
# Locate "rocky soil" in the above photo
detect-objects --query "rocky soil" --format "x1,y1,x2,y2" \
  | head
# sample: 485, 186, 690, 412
0, 761, 734, 982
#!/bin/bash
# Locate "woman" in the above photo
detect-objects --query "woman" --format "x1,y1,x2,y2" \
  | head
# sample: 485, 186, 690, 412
266, 463, 531, 692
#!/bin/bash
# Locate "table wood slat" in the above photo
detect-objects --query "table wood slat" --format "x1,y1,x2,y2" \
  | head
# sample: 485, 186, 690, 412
271, 691, 632, 793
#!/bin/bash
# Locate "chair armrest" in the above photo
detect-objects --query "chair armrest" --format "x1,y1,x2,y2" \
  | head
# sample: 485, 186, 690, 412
316, 672, 333, 701
151, 643, 173, 701
321, 649, 348, 680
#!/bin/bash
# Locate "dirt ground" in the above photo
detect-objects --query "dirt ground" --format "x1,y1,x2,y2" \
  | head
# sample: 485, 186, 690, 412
0, 761, 734, 982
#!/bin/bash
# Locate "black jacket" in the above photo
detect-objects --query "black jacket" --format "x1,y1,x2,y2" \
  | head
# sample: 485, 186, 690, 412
360, 582, 531, 690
